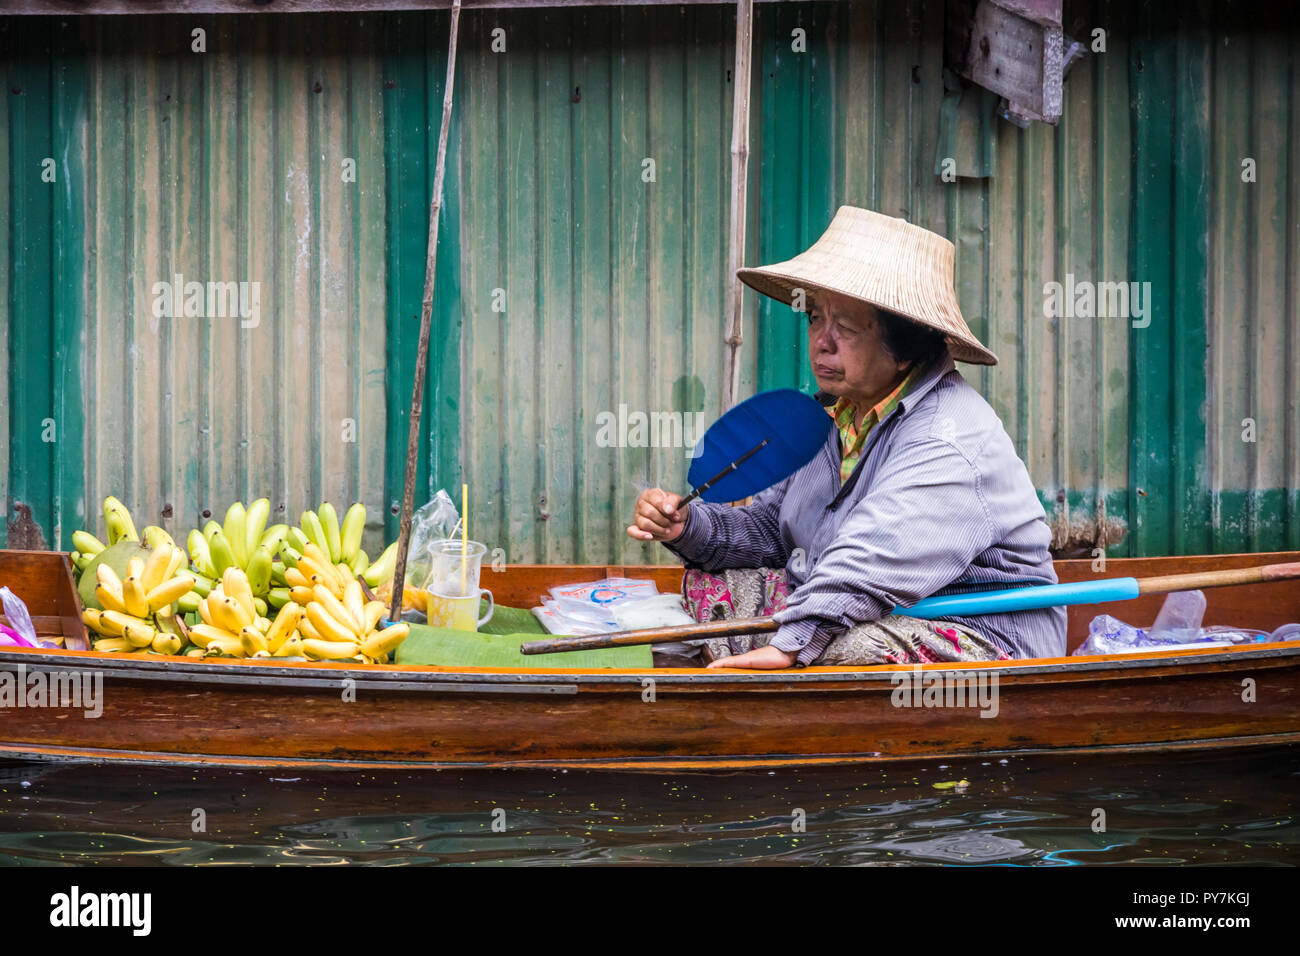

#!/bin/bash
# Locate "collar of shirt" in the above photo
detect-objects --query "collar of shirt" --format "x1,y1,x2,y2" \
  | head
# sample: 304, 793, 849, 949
826, 359, 933, 483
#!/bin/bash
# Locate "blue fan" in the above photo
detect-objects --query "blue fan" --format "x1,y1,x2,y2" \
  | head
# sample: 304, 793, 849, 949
681, 389, 835, 505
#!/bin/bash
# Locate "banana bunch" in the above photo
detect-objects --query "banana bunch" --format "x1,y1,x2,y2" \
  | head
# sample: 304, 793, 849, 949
186, 498, 286, 610
69, 497, 175, 577
296, 579, 410, 663
80, 542, 195, 655
187, 567, 304, 659
372, 580, 428, 614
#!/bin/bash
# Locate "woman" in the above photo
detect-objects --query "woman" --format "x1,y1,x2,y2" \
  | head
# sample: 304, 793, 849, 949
627, 207, 1066, 669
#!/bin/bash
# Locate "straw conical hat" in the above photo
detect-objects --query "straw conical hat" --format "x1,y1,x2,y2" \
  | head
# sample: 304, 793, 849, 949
737, 206, 997, 366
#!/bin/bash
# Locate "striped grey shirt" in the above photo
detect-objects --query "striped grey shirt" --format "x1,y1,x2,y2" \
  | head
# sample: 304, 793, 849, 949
664, 355, 1067, 664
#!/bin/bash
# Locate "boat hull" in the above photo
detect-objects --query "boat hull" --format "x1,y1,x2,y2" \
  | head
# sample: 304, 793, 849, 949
2, 641, 1296, 771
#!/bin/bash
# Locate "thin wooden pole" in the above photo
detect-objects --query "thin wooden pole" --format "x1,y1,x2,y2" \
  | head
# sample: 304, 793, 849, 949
389, 0, 463, 624
721, 0, 754, 412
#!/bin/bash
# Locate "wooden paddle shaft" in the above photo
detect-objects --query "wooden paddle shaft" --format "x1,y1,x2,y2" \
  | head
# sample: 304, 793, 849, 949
519, 560, 1300, 656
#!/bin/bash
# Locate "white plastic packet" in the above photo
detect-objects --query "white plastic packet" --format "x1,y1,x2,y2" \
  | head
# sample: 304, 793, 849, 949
0, 586, 43, 647
612, 594, 694, 630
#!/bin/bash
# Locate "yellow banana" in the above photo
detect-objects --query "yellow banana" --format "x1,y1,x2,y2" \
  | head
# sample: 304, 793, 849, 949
164, 544, 187, 580
142, 525, 176, 551
265, 603, 304, 653
93, 636, 132, 653
222, 567, 257, 622
198, 595, 215, 627
343, 580, 365, 630
284, 567, 311, 590
297, 616, 325, 643
203, 635, 246, 658
122, 619, 156, 648
188, 623, 237, 649
81, 608, 108, 634
313, 584, 361, 635
146, 576, 194, 615
95, 583, 128, 615
103, 496, 139, 544
273, 635, 305, 658
340, 503, 366, 564
139, 544, 170, 592
151, 632, 183, 655
212, 596, 252, 633
301, 638, 361, 661
289, 585, 314, 606
122, 576, 149, 618
185, 647, 206, 659
305, 602, 358, 645
362, 601, 387, 635
359, 622, 410, 660
239, 626, 269, 656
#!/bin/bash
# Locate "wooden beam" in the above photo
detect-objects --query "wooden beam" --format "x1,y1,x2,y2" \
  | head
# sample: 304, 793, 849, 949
720, 0, 754, 413
7, 0, 809, 15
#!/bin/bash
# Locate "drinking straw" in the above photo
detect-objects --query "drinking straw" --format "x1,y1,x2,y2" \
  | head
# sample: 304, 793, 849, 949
461, 483, 468, 595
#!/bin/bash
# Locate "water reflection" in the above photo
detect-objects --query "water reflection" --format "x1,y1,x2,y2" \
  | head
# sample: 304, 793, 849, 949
0, 747, 1295, 865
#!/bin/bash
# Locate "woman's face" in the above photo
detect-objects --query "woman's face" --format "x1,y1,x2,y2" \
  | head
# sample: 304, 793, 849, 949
806, 290, 911, 405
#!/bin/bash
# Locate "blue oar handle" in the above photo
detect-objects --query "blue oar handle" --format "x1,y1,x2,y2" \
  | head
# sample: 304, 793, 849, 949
896, 577, 1142, 620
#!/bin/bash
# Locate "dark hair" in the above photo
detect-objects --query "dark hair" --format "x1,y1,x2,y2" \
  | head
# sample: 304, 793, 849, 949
875, 308, 948, 365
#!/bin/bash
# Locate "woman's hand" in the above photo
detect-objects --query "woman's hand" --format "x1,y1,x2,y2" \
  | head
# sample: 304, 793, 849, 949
706, 645, 798, 669
627, 488, 689, 543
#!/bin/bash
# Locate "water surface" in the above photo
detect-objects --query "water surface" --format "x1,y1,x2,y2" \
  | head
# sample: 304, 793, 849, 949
0, 747, 1296, 865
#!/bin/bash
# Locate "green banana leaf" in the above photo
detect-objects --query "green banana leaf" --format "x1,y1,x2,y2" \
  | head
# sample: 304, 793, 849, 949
395, 601, 652, 668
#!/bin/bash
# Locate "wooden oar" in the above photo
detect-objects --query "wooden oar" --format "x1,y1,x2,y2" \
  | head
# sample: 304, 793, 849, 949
519, 560, 1300, 655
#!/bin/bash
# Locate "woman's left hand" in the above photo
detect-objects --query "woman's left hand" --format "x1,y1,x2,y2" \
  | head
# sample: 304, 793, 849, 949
706, 645, 798, 669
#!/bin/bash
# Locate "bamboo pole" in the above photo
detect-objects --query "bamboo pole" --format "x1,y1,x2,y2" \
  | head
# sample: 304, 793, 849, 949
720, 0, 754, 413
389, 0, 463, 625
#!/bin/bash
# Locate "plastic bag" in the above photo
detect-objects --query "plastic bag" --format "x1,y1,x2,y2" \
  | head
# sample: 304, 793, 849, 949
532, 578, 668, 635
612, 594, 694, 630
405, 489, 463, 591
0, 587, 41, 648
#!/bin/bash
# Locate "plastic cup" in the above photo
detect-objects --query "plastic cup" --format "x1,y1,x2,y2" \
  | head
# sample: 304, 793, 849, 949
428, 539, 487, 598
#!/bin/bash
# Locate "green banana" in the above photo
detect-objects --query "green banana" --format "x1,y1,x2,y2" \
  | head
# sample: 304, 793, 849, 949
179, 569, 214, 597
280, 546, 302, 570
208, 529, 238, 576
245, 545, 274, 597
103, 496, 139, 544
339, 503, 366, 564
244, 498, 270, 563
73, 530, 106, 557
347, 549, 370, 575
286, 526, 309, 553
318, 503, 342, 563
223, 502, 248, 567
187, 530, 216, 578
361, 541, 399, 588
260, 523, 290, 556
203, 519, 223, 542
267, 587, 291, 610
176, 591, 202, 614
253, 596, 268, 617
271, 561, 287, 586
300, 510, 328, 557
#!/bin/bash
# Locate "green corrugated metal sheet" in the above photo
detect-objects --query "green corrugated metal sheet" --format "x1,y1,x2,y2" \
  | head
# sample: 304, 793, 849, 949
2, 1, 1298, 565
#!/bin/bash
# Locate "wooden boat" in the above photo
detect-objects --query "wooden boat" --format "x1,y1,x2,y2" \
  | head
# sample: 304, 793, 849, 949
1, 549, 1298, 771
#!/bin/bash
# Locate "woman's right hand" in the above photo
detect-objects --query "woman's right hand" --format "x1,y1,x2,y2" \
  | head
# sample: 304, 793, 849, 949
627, 488, 689, 543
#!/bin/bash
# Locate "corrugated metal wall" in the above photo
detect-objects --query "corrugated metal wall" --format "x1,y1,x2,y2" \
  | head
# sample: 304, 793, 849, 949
3, 1, 1298, 564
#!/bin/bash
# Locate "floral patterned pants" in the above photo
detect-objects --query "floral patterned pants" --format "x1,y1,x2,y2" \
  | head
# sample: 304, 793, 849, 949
682, 567, 1010, 665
